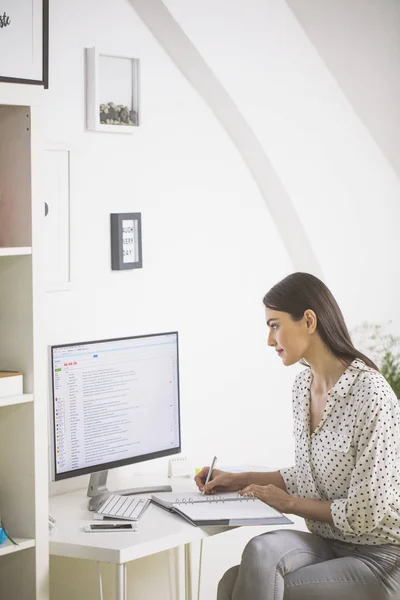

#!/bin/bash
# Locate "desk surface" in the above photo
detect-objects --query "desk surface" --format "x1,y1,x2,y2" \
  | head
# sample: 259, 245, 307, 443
50, 479, 307, 565
49, 483, 228, 564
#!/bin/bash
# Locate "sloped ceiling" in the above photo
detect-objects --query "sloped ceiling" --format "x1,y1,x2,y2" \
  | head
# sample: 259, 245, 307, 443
286, 0, 400, 180
127, 0, 400, 321
128, 0, 323, 276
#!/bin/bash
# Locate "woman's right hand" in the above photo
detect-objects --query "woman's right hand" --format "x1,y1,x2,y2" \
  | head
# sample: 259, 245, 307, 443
194, 467, 242, 494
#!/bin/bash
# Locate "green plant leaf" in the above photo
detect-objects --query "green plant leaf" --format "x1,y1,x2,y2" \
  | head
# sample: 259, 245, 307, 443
351, 322, 400, 397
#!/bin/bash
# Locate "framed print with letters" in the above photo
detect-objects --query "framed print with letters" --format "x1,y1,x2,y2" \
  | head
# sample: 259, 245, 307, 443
110, 213, 143, 271
0, 0, 49, 87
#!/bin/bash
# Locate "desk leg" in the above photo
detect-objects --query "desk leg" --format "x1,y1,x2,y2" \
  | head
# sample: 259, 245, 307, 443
168, 547, 179, 600
184, 543, 192, 600
116, 563, 126, 600
168, 546, 187, 600
184, 540, 203, 600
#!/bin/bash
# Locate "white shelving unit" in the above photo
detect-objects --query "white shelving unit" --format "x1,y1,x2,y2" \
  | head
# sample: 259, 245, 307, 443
0, 538, 36, 558
0, 103, 49, 598
0, 247, 32, 256
0, 394, 34, 409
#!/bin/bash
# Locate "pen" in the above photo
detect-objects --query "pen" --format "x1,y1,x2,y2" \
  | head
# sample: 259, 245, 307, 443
203, 456, 217, 491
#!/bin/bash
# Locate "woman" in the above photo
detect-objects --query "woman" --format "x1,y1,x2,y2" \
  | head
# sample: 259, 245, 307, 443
195, 272, 400, 600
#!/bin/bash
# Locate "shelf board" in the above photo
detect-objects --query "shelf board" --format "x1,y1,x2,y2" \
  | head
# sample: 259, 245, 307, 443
0, 394, 34, 408
0, 537, 35, 557
0, 247, 32, 257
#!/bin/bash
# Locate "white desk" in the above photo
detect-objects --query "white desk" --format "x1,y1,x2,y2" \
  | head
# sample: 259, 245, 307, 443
49, 486, 229, 600
49, 484, 306, 600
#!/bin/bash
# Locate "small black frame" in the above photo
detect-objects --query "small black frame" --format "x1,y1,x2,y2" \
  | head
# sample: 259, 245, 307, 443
110, 212, 143, 270
0, 0, 49, 88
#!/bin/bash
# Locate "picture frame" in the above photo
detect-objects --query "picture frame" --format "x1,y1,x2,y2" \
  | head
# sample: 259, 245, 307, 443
110, 213, 143, 271
0, 0, 49, 87
43, 144, 71, 293
86, 47, 140, 134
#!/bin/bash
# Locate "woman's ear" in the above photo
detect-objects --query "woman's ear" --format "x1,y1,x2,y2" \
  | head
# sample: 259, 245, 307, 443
304, 309, 317, 334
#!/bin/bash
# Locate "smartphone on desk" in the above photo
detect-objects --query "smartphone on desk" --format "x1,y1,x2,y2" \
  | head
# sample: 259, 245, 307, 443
84, 522, 138, 533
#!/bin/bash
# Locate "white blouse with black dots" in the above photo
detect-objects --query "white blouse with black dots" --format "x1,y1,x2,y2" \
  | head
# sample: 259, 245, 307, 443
280, 358, 400, 545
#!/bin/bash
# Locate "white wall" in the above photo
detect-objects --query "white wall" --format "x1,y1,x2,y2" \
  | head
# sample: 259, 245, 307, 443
14, 0, 400, 597
162, 0, 400, 332
44, 0, 295, 486
287, 0, 400, 180
43, 1, 295, 597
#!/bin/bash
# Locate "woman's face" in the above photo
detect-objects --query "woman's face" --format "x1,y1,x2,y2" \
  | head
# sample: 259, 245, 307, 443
265, 307, 313, 366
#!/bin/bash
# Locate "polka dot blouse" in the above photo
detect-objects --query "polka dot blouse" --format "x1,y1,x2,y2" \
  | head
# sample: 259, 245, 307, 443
280, 359, 400, 545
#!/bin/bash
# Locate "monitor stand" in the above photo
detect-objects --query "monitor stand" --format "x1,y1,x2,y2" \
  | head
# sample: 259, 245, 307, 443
87, 470, 172, 511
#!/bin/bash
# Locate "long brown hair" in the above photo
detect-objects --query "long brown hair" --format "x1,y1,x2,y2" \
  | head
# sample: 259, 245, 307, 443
263, 272, 379, 370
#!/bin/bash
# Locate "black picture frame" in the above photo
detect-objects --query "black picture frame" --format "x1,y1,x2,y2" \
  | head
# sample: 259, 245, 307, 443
0, 0, 49, 88
110, 213, 143, 271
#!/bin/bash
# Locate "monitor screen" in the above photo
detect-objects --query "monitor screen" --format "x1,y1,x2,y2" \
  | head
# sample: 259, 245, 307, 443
50, 331, 181, 481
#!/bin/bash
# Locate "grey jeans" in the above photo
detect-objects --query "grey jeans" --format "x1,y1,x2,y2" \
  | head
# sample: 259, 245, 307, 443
217, 530, 400, 600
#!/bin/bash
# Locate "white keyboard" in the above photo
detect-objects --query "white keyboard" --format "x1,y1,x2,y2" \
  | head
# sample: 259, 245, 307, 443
94, 494, 150, 521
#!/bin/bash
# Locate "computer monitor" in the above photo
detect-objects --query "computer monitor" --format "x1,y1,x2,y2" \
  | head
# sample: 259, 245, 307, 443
49, 331, 181, 509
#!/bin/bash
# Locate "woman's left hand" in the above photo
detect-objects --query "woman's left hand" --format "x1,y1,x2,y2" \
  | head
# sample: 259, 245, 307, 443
239, 484, 295, 514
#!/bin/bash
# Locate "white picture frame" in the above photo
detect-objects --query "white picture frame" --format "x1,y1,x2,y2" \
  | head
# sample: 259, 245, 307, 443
43, 145, 71, 292
0, 0, 49, 87
85, 47, 140, 134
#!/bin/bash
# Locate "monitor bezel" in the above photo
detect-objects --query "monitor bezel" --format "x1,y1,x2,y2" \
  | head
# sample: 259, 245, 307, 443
49, 330, 181, 482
